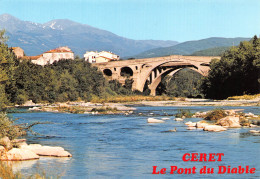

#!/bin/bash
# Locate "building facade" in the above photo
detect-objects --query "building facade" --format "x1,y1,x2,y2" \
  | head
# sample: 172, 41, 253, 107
84, 51, 119, 63
29, 46, 74, 66
10, 47, 24, 58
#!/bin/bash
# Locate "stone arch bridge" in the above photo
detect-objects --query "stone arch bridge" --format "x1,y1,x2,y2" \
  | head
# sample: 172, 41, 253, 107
93, 55, 220, 95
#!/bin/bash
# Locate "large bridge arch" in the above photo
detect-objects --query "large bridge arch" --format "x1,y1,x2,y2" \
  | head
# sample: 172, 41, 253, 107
138, 61, 202, 95
146, 66, 201, 96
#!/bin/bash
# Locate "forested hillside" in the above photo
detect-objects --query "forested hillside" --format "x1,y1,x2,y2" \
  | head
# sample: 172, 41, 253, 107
132, 37, 250, 59
191, 46, 230, 56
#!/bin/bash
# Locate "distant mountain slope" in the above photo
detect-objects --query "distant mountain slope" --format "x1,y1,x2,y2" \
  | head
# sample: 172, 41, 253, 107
132, 37, 250, 58
191, 46, 231, 56
0, 14, 178, 56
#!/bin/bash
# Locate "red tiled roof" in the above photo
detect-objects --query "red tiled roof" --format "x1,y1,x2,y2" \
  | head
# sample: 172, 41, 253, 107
98, 56, 114, 60
44, 47, 72, 53
22, 55, 42, 60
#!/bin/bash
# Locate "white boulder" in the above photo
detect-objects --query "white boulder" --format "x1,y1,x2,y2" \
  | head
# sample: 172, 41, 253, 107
185, 121, 196, 127
203, 125, 227, 132
21, 144, 72, 157
249, 130, 260, 133
161, 117, 170, 120
250, 124, 258, 128
147, 118, 164, 123
175, 118, 184, 121
245, 112, 254, 117
196, 122, 209, 128
0, 148, 39, 161
217, 116, 241, 128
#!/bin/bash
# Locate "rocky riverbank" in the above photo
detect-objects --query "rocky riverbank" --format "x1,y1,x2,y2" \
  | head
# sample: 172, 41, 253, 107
15, 96, 260, 115
127, 98, 260, 107
185, 109, 260, 132
0, 137, 72, 161
146, 109, 260, 132
26, 101, 135, 115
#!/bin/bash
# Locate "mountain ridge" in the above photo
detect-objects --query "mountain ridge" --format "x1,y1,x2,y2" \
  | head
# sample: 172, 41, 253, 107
130, 37, 251, 59
0, 14, 179, 57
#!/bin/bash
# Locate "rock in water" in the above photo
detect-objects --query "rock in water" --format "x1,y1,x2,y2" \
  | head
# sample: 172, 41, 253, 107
217, 116, 241, 128
168, 128, 177, 132
203, 125, 227, 132
175, 118, 184, 121
249, 130, 260, 133
147, 118, 165, 123
185, 121, 196, 127
21, 144, 72, 157
196, 121, 209, 128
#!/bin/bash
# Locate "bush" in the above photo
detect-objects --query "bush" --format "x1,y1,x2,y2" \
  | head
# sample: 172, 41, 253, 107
0, 113, 50, 141
0, 113, 25, 140
175, 109, 193, 118
0, 163, 22, 179
91, 107, 118, 112
16, 94, 28, 105
204, 109, 227, 121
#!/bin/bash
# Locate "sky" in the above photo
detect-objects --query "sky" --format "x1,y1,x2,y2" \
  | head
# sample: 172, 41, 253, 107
0, 0, 260, 42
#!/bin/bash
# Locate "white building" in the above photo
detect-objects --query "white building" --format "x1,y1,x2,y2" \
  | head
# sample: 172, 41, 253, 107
29, 46, 74, 66
84, 51, 97, 63
84, 51, 119, 63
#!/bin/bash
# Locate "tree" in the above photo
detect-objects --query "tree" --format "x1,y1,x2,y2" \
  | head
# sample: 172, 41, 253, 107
0, 29, 17, 109
202, 36, 260, 99
161, 68, 204, 97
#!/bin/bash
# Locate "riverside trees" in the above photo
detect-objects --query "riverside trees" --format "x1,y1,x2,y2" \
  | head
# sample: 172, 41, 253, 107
1, 28, 259, 106
0, 30, 18, 109
201, 35, 260, 99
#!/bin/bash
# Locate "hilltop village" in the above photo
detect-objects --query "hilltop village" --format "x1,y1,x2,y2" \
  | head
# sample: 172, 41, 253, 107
11, 46, 120, 65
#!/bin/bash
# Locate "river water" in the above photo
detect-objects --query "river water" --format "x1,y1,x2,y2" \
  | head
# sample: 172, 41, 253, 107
9, 106, 260, 178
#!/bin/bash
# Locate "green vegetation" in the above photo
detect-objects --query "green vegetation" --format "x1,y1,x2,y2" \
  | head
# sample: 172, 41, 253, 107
13, 59, 111, 104
191, 46, 230, 56
175, 109, 193, 118
0, 30, 18, 110
91, 107, 118, 113
0, 112, 49, 141
227, 94, 260, 100
0, 113, 26, 140
0, 162, 60, 179
202, 35, 260, 99
0, 163, 22, 179
55, 106, 86, 114
1, 28, 260, 106
90, 95, 174, 103
160, 68, 204, 98
204, 109, 227, 121
0, 30, 138, 109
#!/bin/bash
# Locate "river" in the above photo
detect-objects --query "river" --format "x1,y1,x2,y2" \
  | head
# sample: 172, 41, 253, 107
9, 106, 260, 178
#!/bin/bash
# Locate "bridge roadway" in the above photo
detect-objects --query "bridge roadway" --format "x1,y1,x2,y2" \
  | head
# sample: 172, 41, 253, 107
93, 55, 220, 95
